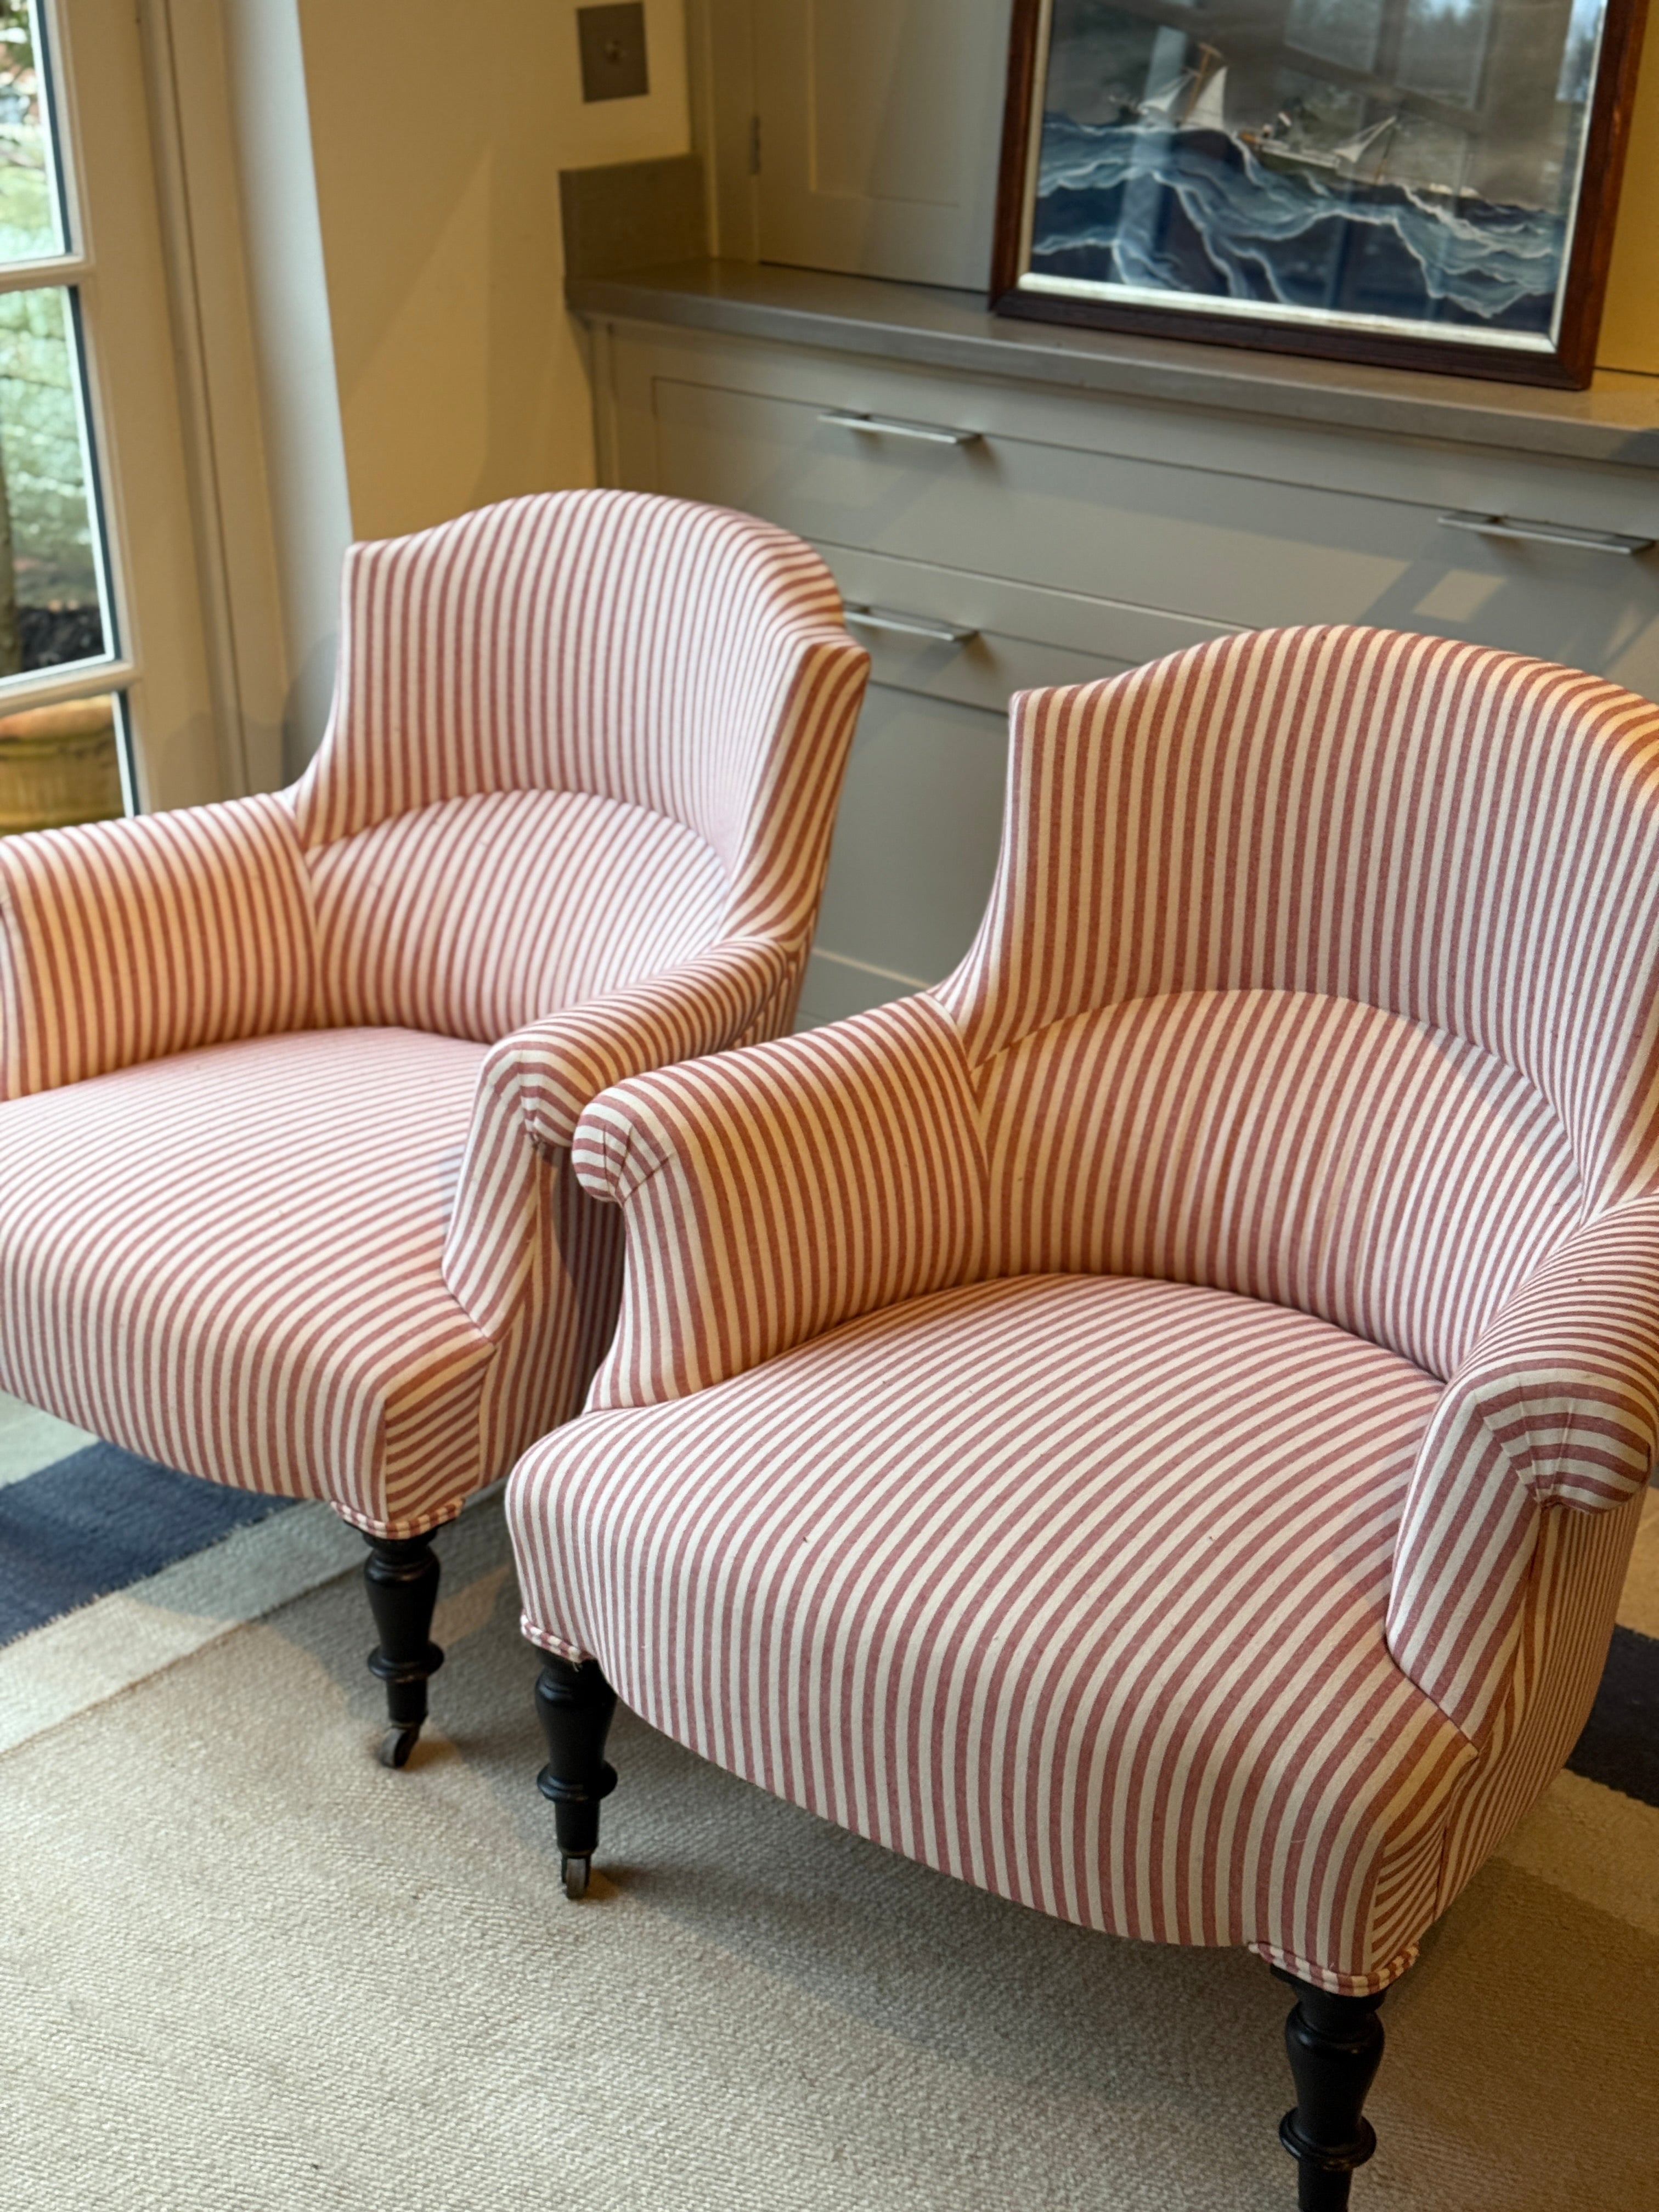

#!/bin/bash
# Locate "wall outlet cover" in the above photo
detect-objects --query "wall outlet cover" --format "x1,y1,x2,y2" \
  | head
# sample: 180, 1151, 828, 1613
577, 3, 649, 103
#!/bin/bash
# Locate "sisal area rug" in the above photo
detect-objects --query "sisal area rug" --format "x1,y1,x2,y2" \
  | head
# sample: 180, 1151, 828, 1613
2, 1489, 1656, 2212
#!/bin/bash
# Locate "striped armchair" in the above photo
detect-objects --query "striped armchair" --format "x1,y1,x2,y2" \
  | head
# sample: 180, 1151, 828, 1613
0, 489, 868, 1764
504, 626, 1659, 2207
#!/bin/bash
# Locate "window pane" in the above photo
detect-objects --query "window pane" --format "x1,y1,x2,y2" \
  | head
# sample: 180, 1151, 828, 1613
0, 688, 121, 833
0, 285, 106, 676
0, 2, 61, 263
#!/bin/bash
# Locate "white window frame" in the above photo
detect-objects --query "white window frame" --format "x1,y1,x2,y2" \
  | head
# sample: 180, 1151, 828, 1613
0, 0, 224, 812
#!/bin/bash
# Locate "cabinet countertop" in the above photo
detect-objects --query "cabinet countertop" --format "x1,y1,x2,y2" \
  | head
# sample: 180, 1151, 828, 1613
568, 259, 1659, 476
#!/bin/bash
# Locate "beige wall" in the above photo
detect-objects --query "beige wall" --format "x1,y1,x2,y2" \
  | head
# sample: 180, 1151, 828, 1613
296, 0, 1657, 555
1598, 29, 1659, 376
296, 0, 691, 545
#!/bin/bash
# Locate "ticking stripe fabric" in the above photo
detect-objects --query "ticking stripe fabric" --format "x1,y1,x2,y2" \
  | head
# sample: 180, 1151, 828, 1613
291, 489, 867, 952
0, 1031, 494, 1532
0, 793, 315, 1099
510, 1273, 1471, 1991
934, 628, 1659, 1211
308, 788, 730, 1041
0, 493, 868, 1536
575, 992, 988, 1407
975, 986, 1581, 1376
1386, 1198, 1659, 1735
514, 625, 1659, 1993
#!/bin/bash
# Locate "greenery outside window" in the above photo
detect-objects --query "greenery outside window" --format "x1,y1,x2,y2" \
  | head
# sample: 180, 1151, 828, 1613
0, 0, 125, 836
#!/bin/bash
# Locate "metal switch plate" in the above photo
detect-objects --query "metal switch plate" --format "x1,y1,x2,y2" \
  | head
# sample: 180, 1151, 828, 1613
578, 3, 649, 102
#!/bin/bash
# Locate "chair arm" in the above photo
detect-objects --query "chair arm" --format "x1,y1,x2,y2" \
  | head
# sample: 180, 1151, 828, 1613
1388, 1198, 1659, 1733
0, 794, 317, 1099
1426, 1199, 1659, 1511
568, 991, 988, 1409
441, 936, 798, 1331
492, 936, 800, 1154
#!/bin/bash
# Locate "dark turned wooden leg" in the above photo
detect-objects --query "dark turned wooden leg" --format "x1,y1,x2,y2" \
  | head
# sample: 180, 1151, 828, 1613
363, 1532, 444, 1769
1273, 1968, 1388, 2210
534, 1651, 618, 1900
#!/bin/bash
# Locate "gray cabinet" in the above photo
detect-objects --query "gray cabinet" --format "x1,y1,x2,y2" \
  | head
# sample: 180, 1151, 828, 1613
582, 291, 1659, 1026
805, 685, 1008, 1027
752, 0, 1012, 291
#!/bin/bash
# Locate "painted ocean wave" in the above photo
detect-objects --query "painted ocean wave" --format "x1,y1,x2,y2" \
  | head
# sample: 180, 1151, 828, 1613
1032, 113, 1565, 331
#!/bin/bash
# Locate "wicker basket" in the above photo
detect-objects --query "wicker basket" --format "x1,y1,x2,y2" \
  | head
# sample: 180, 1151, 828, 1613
0, 695, 122, 836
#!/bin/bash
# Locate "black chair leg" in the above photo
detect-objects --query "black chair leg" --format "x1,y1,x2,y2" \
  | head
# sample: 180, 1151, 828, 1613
363, 1532, 444, 1769
1273, 1967, 1388, 2210
534, 1651, 618, 1901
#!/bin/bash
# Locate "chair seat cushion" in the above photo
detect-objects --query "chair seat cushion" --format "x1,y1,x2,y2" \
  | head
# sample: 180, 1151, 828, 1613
509, 1271, 1476, 1991
0, 1028, 494, 1534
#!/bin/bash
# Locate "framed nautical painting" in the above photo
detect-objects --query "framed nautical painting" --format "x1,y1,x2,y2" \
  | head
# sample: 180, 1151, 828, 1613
990, 0, 1649, 385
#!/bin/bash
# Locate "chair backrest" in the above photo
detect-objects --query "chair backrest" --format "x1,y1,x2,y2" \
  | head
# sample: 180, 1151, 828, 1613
934, 626, 1659, 1375
289, 492, 868, 1038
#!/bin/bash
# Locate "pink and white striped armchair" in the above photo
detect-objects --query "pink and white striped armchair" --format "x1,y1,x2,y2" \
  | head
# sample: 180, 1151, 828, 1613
505, 625, 1659, 2207
0, 489, 868, 1763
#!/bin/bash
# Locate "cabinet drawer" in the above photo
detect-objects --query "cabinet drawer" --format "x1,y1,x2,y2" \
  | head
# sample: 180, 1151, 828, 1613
815, 545, 1237, 714
654, 375, 1659, 694
803, 680, 1009, 1029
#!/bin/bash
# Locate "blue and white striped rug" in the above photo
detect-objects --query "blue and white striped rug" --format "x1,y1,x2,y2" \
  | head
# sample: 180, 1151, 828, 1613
0, 1433, 295, 1642
0, 1390, 364, 1751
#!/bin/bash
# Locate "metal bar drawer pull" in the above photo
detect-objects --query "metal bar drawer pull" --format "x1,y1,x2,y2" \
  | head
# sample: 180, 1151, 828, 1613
819, 408, 981, 447
1438, 510, 1655, 557
844, 603, 979, 645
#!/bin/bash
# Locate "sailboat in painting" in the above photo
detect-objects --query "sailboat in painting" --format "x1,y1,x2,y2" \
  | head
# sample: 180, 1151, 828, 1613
1136, 43, 1226, 131
1183, 60, 1229, 136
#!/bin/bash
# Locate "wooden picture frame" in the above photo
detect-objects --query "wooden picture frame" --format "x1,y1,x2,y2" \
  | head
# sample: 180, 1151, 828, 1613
990, 0, 1650, 387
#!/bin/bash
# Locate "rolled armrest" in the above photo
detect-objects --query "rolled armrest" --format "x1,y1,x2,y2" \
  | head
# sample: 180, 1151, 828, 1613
442, 936, 799, 1331
1425, 1199, 1659, 1512
0, 793, 317, 1098
492, 936, 799, 1154
1389, 1198, 1659, 1733
569, 991, 988, 1409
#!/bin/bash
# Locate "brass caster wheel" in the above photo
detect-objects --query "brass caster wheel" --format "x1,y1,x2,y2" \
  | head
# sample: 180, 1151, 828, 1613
379, 1725, 421, 1769
560, 1853, 591, 1901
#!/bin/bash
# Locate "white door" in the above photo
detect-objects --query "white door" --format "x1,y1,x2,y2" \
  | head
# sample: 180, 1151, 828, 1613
0, 0, 217, 836
753, 0, 1014, 290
